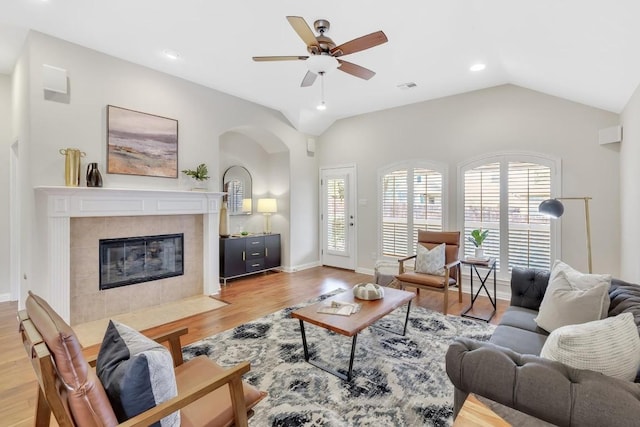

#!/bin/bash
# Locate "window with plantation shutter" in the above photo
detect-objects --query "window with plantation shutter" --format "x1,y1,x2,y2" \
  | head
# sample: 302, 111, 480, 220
461, 155, 556, 276
382, 170, 408, 257
381, 163, 444, 258
508, 162, 551, 269
463, 163, 501, 267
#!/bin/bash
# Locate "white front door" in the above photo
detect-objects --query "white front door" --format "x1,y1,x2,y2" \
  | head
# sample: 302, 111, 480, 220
320, 166, 357, 270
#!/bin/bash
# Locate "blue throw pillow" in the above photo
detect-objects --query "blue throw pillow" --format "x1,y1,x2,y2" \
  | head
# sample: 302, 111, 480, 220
97, 320, 179, 427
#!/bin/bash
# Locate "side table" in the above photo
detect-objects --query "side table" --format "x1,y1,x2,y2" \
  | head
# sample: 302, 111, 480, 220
460, 258, 497, 322
453, 394, 510, 427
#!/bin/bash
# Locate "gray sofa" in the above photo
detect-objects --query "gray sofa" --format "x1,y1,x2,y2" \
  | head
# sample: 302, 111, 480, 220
446, 267, 640, 427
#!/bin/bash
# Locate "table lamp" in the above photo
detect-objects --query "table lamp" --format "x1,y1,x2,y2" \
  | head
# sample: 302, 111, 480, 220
257, 198, 277, 234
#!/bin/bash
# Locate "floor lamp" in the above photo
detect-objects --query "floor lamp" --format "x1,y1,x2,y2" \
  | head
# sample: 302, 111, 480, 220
538, 197, 592, 273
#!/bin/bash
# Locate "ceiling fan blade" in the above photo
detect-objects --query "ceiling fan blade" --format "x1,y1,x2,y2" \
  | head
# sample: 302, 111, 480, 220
253, 55, 308, 62
331, 31, 388, 57
301, 71, 317, 87
337, 60, 376, 80
287, 16, 319, 48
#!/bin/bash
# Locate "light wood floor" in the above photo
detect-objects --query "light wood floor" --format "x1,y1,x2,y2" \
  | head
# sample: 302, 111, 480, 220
0, 266, 508, 427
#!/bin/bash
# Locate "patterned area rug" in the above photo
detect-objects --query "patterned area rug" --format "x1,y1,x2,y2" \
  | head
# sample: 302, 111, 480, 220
182, 290, 495, 426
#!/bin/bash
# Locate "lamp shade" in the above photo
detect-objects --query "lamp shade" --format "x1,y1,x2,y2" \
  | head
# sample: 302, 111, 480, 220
242, 198, 252, 213
538, 199, 565, 218
257, 198, 277, 213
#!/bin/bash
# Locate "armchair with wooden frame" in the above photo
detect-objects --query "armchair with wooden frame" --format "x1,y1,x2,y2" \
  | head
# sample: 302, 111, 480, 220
19, 291, 266, 427
395, 230, 462, 315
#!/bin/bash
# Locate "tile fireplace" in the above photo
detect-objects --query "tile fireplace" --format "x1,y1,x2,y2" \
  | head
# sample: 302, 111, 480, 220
33, 187, 224, 323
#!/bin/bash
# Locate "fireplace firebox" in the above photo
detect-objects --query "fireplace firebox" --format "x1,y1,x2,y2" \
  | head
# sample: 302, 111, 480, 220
99, 233, 184, 290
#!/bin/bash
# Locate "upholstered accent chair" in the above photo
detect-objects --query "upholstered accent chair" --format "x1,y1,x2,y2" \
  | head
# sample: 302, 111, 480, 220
19, 291, 265, 427
395, 230, 462, 315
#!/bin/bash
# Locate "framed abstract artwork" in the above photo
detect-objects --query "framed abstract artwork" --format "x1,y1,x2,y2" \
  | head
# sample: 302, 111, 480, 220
107, 105, 178, 178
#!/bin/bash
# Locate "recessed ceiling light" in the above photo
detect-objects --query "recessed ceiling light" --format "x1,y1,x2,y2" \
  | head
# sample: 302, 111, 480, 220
470, 63, 486, 72
162, 49, 181, 60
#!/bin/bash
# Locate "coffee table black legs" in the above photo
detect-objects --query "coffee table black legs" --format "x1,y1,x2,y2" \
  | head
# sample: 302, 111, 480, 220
298, 319, 357, 381
297, 301, 412, 381
372, 300, 412, 336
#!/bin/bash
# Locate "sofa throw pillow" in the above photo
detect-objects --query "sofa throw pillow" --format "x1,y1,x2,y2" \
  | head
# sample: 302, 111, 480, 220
415, 243, 446, 276
540, 313, 640, 381
549, 260, 612, 318
534, 261, 611, 332
97, 320, 179, 427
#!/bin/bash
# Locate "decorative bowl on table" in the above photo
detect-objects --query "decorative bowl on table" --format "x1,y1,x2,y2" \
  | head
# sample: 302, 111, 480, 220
353, 283, 385, 300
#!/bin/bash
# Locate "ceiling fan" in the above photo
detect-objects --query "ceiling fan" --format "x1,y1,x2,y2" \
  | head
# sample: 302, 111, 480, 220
252, 16, 388, 87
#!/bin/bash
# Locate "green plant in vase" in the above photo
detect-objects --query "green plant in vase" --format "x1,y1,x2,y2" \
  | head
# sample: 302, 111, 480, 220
467, 229, 489, 258
182, 163, 210, 190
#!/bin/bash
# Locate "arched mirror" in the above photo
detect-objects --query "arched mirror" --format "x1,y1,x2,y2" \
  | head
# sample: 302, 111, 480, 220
222, 165, 252, 215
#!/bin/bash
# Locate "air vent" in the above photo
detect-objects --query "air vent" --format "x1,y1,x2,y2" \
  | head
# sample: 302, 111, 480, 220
397, 82, 417, 90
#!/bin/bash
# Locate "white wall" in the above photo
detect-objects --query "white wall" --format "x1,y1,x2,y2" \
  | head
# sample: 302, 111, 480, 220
12, 48, 31, 306
620, 82, 640, 281
318, 84, 621, 275
219, 131, 292, 268
220, 131, 273, 235
0, 74, 11, 300
12, 31, 319, 305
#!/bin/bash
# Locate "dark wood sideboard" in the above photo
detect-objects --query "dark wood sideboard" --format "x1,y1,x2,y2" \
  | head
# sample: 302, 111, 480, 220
219, 233, 281, 284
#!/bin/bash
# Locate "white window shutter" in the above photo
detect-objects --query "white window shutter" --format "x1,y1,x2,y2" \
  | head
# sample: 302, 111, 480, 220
382, 167, 444, 257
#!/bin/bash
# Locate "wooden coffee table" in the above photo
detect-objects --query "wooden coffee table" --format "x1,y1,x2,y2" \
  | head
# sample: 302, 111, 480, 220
291, 287, 415, 381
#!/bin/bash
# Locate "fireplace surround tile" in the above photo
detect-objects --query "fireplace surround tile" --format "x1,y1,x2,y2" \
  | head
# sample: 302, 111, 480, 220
71, 217, 107, 247
71, 292, 106, 324
129, 281, 164, 312
70, 215, 203, 325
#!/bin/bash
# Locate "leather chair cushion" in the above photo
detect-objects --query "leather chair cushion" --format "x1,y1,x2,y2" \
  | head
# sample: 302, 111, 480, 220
176, 356, 267, 427
396, 271, 456, 288
26, 291, 118, 427
417, 230, 460, 279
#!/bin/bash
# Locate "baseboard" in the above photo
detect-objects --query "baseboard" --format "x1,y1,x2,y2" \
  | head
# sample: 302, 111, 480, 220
0, 293, 13, 303
355, 267, 375, 276
281, 260, 322, 273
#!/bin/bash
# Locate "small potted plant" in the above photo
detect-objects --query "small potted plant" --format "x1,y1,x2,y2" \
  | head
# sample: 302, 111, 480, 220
467, 229, 489, 258
182, 163, 210, 191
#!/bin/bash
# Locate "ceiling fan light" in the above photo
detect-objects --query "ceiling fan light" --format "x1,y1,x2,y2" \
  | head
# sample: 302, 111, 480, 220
316, 102, 327, 111
306, 54, 339, 74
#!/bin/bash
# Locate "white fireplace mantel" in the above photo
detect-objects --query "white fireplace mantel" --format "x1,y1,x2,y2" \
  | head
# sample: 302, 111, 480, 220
34, 186, 224, 322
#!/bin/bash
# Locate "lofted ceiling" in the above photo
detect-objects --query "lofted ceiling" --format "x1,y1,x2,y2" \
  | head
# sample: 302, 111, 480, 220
2, 0, 640, 135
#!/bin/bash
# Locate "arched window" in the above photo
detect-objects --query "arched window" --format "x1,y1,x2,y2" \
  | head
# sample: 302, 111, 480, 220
459, 153, 560, 276
379, 161, 447, 258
